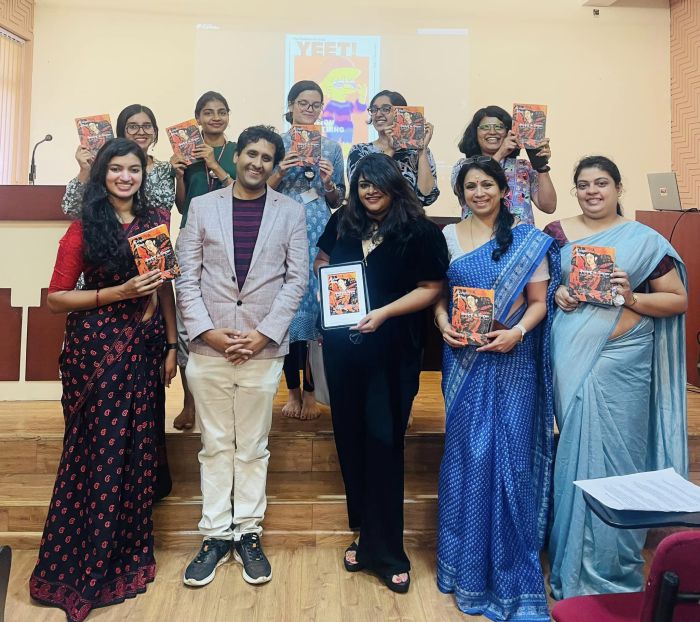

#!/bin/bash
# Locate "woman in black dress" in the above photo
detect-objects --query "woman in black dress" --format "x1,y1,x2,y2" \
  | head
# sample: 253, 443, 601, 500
315, 153, 448, 592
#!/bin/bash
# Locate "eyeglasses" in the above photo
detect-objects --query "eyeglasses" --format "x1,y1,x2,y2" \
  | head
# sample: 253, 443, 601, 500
463, 155, 493, 165
295, 100, 323, 111
125, 123, 155, 135
477, 123, 506, 132
368, 104, 393, 116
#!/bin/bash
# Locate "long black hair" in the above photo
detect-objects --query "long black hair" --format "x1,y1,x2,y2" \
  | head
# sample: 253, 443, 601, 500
82, 138, 147, 274
339, 153, 425, 242
573, 155, 624, 216
455, 157, 514, 261
116, 103, 159, 146
284, 80, 324, 124
457, 105, 519, 159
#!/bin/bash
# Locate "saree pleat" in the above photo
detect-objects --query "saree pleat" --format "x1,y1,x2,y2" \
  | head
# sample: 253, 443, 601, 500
438, 225, 559, 621
548, 221, 687, 600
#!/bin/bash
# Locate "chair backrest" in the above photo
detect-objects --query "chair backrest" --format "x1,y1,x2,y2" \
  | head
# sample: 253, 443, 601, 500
0, 545, 11, 622
640, 531, 700, 622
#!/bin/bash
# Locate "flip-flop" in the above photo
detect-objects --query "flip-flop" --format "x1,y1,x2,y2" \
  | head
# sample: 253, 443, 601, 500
343, 542, 363, 572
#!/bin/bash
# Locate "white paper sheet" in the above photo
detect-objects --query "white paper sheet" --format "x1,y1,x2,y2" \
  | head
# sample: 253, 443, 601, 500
574, 468, 700, 512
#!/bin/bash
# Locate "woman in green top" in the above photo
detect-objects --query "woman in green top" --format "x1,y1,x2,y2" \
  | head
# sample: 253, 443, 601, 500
171, 90, 237, 228
170, 90, 237, 430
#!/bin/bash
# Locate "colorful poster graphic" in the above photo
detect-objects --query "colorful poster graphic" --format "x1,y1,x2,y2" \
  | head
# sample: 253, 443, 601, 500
285, 35, 381, 150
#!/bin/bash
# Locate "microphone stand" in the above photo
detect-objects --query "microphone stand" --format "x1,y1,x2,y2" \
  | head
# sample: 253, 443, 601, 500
28, 134, 52, 185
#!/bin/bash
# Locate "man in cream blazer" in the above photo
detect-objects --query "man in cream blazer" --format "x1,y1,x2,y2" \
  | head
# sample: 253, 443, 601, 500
176, 126, 308, 588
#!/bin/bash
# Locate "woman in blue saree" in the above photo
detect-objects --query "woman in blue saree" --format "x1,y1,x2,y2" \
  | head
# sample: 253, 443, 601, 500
545, 156, 688, 599
434, 157, 559, 621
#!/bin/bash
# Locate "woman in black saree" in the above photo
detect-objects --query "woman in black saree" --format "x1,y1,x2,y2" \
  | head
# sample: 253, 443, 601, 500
30, 138, 177, 622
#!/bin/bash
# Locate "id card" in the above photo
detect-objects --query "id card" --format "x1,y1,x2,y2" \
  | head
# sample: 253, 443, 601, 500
300, 188, 319, 204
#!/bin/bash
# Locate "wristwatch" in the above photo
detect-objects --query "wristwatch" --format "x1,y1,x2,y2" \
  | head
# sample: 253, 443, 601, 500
166, 342, 178, 350
514, 324, 527, 342
536, 165, 551, 174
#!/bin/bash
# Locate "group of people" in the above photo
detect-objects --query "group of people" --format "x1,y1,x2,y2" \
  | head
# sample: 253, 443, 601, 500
32, 81, 688, 622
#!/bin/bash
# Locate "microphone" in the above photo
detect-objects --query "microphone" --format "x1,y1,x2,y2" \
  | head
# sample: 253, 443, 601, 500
28, 134, 53, 185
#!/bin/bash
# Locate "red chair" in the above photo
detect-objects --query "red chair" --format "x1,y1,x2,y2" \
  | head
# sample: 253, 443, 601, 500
551, 531, 700, 622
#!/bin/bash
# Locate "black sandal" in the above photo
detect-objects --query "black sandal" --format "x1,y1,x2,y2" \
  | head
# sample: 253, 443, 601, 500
381, 571, 410, 594
343, 542, 363, 572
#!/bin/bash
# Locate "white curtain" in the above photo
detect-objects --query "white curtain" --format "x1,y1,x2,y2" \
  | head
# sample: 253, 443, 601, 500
0, 28, 26, 184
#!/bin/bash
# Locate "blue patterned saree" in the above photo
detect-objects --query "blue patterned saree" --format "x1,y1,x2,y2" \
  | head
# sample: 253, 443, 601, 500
437, 224, 559, 621
548, 221, 687, 599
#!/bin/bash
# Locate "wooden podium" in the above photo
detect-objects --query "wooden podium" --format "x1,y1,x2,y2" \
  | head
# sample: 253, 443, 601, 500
0, 185, 69, 221
0, 185, 69, 382
636, 210, 700, 387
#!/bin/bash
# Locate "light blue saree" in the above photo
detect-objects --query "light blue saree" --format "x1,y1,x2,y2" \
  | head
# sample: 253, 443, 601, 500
438, 224, 560, 621
548, 220, 687, 599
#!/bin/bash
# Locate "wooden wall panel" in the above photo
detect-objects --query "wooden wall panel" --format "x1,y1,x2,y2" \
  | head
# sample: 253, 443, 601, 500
0, 288, 22, 380
671, 0, 700, 209
0, 0, 34, 39
25, 288, 64, 381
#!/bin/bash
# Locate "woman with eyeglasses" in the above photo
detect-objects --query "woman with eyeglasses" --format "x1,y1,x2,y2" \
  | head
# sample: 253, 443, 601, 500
62, 104, 175, 217
434, 157, 558, 620
315, 153, 448, 593
169, 91, 237, 431
544, 156, 687, 599
347, 90, 440, 206
268, 80, 345, 421
452, 105, 556, 223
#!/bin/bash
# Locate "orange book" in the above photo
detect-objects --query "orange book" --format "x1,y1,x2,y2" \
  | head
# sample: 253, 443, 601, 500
166, 119, 204, 165
327, 271, 360, 316
512, 103, 547, 149
128, 224, 181, 281
390, 106, 425, 150
75, 114, 114, 157
451, 286, 494, 346
290, 125, 322, 167
569, 245, 616, 305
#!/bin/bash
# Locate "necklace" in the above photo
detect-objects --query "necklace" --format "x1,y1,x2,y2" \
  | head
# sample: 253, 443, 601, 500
469, 216, 494, 250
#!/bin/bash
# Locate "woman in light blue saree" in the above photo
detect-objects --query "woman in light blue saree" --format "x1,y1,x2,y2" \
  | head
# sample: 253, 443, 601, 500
545, 156, 688, 600
434, 157, 560, 621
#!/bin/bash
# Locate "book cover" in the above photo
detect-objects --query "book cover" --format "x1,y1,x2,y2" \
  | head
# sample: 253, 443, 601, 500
451, 286, 494, 346
290, 124, 322, 167
569, 244, 616, 305
166, 119, 204, 165
75, 114, 114, 157
327, 271, 361, 316
128, 224, 181, 281
512, 103, 547, 149
390, 106, 425, 150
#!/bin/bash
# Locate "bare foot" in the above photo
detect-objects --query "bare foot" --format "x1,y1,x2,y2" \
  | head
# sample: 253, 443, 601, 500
300, 391, 321, 420
281, 388, 302, 418
173, 406, 195, 430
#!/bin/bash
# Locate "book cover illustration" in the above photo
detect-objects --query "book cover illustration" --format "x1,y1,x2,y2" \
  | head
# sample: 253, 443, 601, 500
451, 286, 494, 346
390, 106, 425, 150
290, 125, 322, 167
327, 271, 360, 316
569, 245, 616, 305
128, 224, 181, 281
166, 119, 204, 165
75, 114, 114, 157
512, 103, 547, 149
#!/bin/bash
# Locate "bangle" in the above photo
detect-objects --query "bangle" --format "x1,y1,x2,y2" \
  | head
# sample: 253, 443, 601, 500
166, 342, 178, 350
627, 293, 638, 307
514, 323, 527, 342
95, 288, 100, 307
219, 174, 230, 185
324, 182, 336, 194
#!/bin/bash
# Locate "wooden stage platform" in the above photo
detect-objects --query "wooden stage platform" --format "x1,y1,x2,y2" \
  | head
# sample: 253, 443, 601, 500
1, 373, 698, 621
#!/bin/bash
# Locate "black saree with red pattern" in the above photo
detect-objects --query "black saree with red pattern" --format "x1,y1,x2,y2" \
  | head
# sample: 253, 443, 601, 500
30, 213, 168, 622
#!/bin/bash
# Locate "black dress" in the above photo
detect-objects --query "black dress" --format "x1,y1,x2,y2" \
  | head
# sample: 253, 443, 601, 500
318, 209, 448, 576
